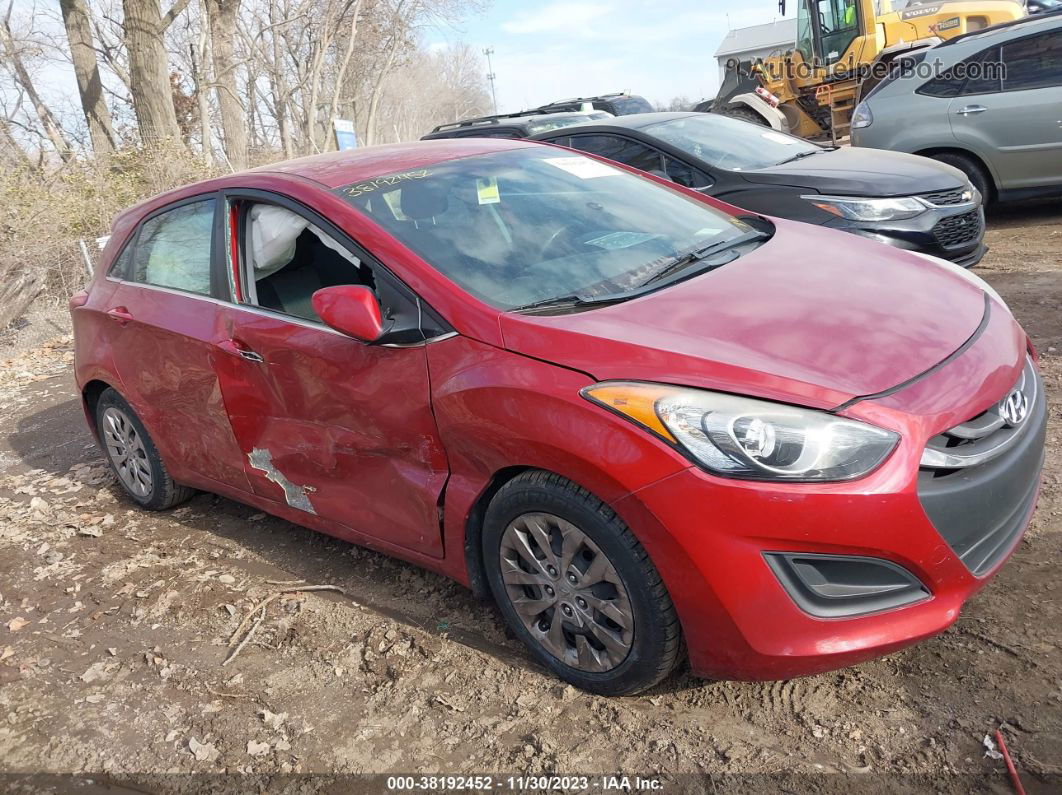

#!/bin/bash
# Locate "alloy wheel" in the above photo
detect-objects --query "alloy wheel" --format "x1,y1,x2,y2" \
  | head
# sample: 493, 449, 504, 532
101, 406, 153, 498
498, 512, 634, 672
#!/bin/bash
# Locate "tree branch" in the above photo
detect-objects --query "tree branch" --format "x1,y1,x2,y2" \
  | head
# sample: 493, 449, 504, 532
161, 0, 190, 30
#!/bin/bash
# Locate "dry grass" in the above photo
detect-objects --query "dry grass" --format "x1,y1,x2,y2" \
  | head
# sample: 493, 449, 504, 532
0, 144, 241, 312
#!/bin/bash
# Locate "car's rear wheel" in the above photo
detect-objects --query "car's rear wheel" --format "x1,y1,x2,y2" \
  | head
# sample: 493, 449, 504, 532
483, 471, 682, 695
95, 388, 194, 510
929, 151, 993, 204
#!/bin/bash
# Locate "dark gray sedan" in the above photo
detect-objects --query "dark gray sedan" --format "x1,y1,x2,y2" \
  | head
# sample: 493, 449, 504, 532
532, 112, 987, 267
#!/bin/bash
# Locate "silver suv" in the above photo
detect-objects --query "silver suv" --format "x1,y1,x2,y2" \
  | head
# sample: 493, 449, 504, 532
851, 12, 1062, 203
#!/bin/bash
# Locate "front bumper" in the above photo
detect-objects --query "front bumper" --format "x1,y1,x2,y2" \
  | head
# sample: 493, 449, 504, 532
828, 202, 987, 268
612, 351, 1044, 681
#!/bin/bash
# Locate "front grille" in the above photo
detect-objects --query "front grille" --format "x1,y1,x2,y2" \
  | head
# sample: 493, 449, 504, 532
933, 211, 983, 248
917, 357, 1046, 576
921, 189, 969, 206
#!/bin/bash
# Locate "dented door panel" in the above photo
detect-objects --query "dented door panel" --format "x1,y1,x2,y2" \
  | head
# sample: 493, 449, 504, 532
105, 283, 251, 489
211, 305, 448, 557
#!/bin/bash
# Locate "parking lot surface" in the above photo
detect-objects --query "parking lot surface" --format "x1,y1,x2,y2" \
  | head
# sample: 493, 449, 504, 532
0, 202, 1059, 793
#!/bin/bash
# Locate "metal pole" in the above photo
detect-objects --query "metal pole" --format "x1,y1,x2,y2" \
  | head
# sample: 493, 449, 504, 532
483, 47, 498, 114
78, 239, 94, 279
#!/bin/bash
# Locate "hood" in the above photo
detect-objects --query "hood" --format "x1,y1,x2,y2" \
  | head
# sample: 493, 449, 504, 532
739, 147, 967, 197
499, 219, 988, 409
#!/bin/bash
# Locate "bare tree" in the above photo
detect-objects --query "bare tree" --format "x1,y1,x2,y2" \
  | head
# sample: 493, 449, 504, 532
122, 0, 189, 144
0, 3, 76, 160
204, 0, 245, 167
60, 0, 117, 154
188, 3, 213, 164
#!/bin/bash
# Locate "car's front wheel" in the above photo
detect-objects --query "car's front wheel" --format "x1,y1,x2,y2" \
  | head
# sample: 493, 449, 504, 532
483, 471, 683, 695
95, 388, 194, 510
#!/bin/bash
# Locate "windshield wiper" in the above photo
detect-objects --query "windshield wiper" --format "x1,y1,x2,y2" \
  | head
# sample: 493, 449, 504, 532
513, 228, 771, 313
777, 149, 822, 165
510, 292, 630, 314
638, 229, 769, 287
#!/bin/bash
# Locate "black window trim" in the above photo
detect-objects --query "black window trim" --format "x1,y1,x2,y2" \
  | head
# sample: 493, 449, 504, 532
221, 187, 453, 344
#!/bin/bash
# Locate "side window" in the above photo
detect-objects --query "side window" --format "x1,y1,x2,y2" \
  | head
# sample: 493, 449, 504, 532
662, 155, 713, 189
919, 48, 1002, 97
817, 0, 860, 63
566, 135, 664, 175
960, 47, 1003, 95
131, 199, 215, 296
243, 202, 374, 323
107, 238, 135, 280
919, 63, 968, 98
1003, 31, 1062, 91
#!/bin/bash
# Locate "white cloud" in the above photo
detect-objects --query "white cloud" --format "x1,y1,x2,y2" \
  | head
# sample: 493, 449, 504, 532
501, 2, 611, 34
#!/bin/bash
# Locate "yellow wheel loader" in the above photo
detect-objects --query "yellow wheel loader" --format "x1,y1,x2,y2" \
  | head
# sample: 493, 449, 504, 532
702, 0, 1026, 140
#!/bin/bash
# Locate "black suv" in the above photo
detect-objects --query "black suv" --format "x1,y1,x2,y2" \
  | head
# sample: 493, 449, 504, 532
529, 92, 655, 116
422, 110, 612, 141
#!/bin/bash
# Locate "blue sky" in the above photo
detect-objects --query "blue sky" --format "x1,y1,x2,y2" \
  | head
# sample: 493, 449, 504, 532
429, 1, 791, 112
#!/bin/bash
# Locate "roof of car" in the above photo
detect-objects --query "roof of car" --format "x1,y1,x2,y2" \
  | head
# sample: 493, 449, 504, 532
248, 138, 538, 187
422, 110, 608, 137
112, 139, 539, 230
530, 111, 701, 137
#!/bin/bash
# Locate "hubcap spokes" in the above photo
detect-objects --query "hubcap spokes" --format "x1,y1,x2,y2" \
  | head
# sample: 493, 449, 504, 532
499, 512, 634, 672
102, 407, 152, 497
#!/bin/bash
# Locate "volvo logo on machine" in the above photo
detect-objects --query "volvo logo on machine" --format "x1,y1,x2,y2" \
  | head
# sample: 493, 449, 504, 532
999, 388, 1030, 427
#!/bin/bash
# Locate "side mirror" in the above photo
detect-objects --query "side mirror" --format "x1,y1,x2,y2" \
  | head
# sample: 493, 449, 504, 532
311, 285, 384, 343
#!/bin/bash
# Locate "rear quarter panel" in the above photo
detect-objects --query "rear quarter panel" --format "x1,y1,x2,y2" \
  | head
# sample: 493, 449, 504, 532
855, 90, 957, 155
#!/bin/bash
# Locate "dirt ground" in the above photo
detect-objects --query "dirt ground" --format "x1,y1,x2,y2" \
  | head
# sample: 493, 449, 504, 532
0, 203, 1060, 794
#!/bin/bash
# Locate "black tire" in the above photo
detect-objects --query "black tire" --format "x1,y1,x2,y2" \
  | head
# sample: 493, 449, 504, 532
482, 471, 683, 695
929, 152, 993, 204
722, 105, 769, 127
95, 388, 195, 510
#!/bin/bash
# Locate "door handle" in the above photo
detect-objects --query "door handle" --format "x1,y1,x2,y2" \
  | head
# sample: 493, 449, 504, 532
217, 339, 265, 363
955, 105, 988, 116
105, 306, 134, 325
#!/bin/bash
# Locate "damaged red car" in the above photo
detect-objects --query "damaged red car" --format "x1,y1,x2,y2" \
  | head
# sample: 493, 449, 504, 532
71, 139, 1045, 695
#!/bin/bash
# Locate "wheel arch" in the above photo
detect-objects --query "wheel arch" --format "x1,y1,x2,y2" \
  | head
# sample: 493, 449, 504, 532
81, 378, 119, 440
914, 146, 998, 200
461, 465, 534, 600
721, 94, 788, 131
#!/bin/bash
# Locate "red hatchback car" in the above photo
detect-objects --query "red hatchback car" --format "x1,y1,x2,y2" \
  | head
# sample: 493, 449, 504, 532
71, 139, 1045, 695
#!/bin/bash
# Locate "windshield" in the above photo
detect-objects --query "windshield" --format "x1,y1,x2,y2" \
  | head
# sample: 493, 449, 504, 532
338, 148, 751, 310
526, 113, 610, 134
644, 114, 822, 171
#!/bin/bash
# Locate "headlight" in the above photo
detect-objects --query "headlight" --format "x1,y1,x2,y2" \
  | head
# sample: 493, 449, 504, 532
583, 383, 899, 482
802, 194, 927, 222
852, 102, 873, 130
